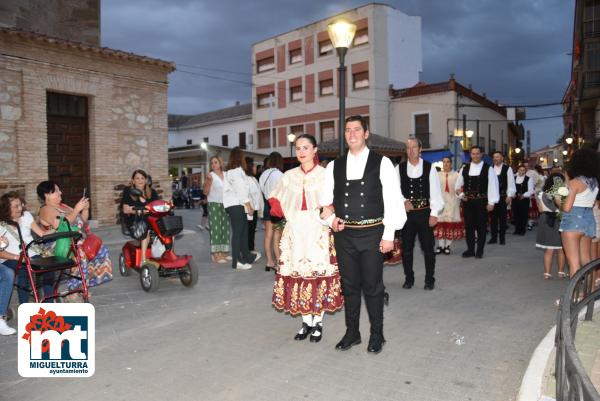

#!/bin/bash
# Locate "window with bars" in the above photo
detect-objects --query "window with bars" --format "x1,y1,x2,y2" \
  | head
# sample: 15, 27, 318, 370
320, 121, 335, 142
239, 132, 246, 149
290, 85, 303, 102
319, 40, 333, 56
353, 28, 368, 46
257, 129, 270, 149
353, 71, 369, 89
257, 56, 275, 73
490, 139, 497, 153
289, 48, 302, 64
319, 79, 334, 96
584, 0, 600, 37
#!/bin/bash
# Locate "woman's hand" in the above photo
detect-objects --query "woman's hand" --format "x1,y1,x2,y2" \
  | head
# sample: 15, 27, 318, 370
74, 197, 89, 213
123, 204, 134, 214
319, 206, 334, 220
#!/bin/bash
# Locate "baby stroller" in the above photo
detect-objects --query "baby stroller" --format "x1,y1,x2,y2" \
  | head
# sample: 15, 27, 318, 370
8, 220, 89, 303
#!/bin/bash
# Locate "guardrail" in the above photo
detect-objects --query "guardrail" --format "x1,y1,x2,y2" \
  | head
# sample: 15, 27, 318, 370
555, 258, 600, 401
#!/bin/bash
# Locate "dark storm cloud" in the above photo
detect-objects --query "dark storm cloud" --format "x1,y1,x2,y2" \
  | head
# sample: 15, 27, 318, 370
101, 0, 572, 149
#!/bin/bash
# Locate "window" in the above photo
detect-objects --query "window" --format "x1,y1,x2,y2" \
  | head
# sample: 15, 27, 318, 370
290, 85, 302, 102
320, 121, 335, 142
186, 139, 192, 145
490, 139, 497, 153
239, 132, 246, 149
290, 125, 303, 137
257, 129, 274, 149
257, 92, 275, 108
203, 137, 209, 144
289, 48, 302, 64
584, 0, 600, 37
413, 113, 430, 148
319, 79, 334, 96
221, 134, 229, 147
319, 40, 333, 56
353, 28, 368, 46
353, 71, 369, 89
257, 56, 275, 73
503, 143, 508, 156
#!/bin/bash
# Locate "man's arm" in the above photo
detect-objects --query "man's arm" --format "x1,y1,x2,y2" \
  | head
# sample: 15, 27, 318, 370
380, 157, 406, 241
506, 167, 516, 198
428, 166, 444, 217
487, 166, 500, 205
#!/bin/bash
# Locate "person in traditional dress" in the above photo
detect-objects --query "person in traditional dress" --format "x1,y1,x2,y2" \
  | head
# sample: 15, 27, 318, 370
270, 134, 343, 343
321, 116, 405, 354
397, 138, 444, 290
435, 156, 464, 254
513, 165, 534, 236
203, 156, 231, 263
455, 146, 499, 258
488, 152, 516, 245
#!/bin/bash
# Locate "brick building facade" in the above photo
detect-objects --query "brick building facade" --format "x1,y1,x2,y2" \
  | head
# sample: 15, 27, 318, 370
0, 18, 174, 225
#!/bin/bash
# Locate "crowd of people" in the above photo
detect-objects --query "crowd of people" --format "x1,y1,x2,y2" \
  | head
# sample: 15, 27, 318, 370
0, 115, 598, 356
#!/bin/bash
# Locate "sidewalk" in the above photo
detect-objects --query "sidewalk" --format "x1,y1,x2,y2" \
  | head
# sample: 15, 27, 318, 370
0, 213, 571, 401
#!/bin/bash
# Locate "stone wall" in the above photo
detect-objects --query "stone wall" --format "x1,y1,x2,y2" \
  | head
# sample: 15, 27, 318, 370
0, 34, 173, 225
0, 0, 100, 46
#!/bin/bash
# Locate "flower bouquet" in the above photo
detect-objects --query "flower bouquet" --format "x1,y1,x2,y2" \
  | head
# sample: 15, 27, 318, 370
541, 177, 569, 218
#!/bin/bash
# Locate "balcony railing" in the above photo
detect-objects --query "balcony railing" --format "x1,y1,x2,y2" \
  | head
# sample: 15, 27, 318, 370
555, 258, 600, 401
584, 71, 600, 88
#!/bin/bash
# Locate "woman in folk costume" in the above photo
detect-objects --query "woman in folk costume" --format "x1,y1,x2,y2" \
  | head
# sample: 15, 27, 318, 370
270, 134, 343, 343
434, 156, 464, 254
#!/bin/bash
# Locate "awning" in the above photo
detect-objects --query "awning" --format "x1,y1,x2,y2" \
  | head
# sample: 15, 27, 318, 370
421, 149, 492, 165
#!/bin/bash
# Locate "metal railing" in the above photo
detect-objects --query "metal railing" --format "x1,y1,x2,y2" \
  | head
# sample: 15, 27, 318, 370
555, 258, 600, 401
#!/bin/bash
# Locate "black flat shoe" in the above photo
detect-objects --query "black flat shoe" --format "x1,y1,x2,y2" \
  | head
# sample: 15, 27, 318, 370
462, 251, 475, 258
475, 253, 483, 259
443, 246, 451, 255
383, 292, 389, 306
265, 265, 275, 272
424, 282, 435, 290
367, 335, 386, 354
499, 238, 505, 245
335, 333, 361, 351
435, 246, 443, 254
309, 323, 323, 343
294, 322, 312, 341
402, 280, 413, 289
487, 238, 497, 244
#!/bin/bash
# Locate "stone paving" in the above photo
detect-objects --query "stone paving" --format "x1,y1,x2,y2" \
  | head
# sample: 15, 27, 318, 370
0, 209, 571, 401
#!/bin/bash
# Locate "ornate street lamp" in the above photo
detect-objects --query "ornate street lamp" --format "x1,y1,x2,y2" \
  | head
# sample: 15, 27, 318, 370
328, 19, 356, 157
565, 136, 574, 145
514, 147, 521, 154
562, 150, 568, 156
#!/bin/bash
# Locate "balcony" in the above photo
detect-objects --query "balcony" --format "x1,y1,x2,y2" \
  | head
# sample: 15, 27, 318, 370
412, 132, 431, 149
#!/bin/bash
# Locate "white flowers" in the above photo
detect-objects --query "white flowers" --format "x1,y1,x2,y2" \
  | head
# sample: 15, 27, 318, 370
557, 186, 569, 197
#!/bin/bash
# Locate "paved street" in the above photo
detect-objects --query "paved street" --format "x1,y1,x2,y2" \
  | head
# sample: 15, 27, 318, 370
0, 209, 569, 401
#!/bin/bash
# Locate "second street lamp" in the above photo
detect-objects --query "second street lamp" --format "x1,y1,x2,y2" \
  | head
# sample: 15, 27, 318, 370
328, 19, 356, 157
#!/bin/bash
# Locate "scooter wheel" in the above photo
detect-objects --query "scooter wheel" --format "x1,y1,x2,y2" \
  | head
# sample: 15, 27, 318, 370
119, 253, 130, 277
180, 260, 199, 287
140, 264, 159, 292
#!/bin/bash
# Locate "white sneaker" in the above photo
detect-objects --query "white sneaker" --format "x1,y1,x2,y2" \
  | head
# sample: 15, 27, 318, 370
0, 318, 16, 336
236, 262, 252, 270
252, 252, 262, 264
196, 224, 204, 231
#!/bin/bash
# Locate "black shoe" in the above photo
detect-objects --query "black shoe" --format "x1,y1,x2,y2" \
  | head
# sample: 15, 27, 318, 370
383, 292, 389, 306
487, 237, 497, 245
499, 238, 505, 245
294, 323, 312, 341
475, 253, 483, 259
309, 323, 323, 343
443, 246, 451, 255
367, 335, 386, 354
402, 280, 414, 289
462, 251, 475, 258
435, 246, 443, 254
424, 282, 435, 290
335, 332, 362, 351
265, 265, 275, 272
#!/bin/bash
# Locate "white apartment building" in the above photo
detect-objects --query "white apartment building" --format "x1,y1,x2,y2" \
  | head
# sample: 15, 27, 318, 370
168, 102, 253, 150
390, 77, 516, 162
251, 3, 422, 155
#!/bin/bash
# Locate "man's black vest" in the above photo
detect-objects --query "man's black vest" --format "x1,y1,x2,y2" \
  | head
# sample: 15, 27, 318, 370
333, 151, 384, 221
515, 175, 530, 195
496, 164, 509, 196
399, 160, 431, 208
463, 162, 490, 198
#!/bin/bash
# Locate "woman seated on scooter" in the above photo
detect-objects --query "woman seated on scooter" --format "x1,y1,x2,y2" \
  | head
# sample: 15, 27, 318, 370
121, 169, 159, 264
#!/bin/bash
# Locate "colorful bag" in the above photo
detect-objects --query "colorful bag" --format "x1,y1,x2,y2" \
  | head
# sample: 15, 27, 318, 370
54, 216, 73, 258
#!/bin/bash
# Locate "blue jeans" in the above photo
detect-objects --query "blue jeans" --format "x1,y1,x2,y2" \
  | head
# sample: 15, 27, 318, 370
0, 263, 15, 316
4, 258, 54, 304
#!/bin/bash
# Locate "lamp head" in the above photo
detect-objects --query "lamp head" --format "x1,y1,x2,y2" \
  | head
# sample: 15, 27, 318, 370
565, 137, 573, 145
514, 147, 521, 154
327, 20, 357, 49
466, 130, 474, 138
287, 133, 296, 143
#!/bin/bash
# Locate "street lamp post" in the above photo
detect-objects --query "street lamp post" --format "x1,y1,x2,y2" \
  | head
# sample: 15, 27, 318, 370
200, 141, 209, 179
287, 133, 296, 162
466, 129, 474, 149
328, 20, 356, 157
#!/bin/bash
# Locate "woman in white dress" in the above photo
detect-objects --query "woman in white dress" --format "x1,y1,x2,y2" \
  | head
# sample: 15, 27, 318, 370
270, 134, 343, 343
434, 157, 464, 254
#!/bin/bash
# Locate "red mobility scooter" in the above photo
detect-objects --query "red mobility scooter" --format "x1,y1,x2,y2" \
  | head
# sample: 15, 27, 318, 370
119, 189, 198, 292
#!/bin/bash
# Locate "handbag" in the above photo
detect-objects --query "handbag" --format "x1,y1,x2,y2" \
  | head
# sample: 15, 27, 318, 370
82, 226, 102, 261
54, 216, 73, 258
130, 214, 148, 240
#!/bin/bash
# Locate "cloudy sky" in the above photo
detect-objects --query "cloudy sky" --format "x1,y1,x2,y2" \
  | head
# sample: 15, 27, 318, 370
102, 0, 573, 150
